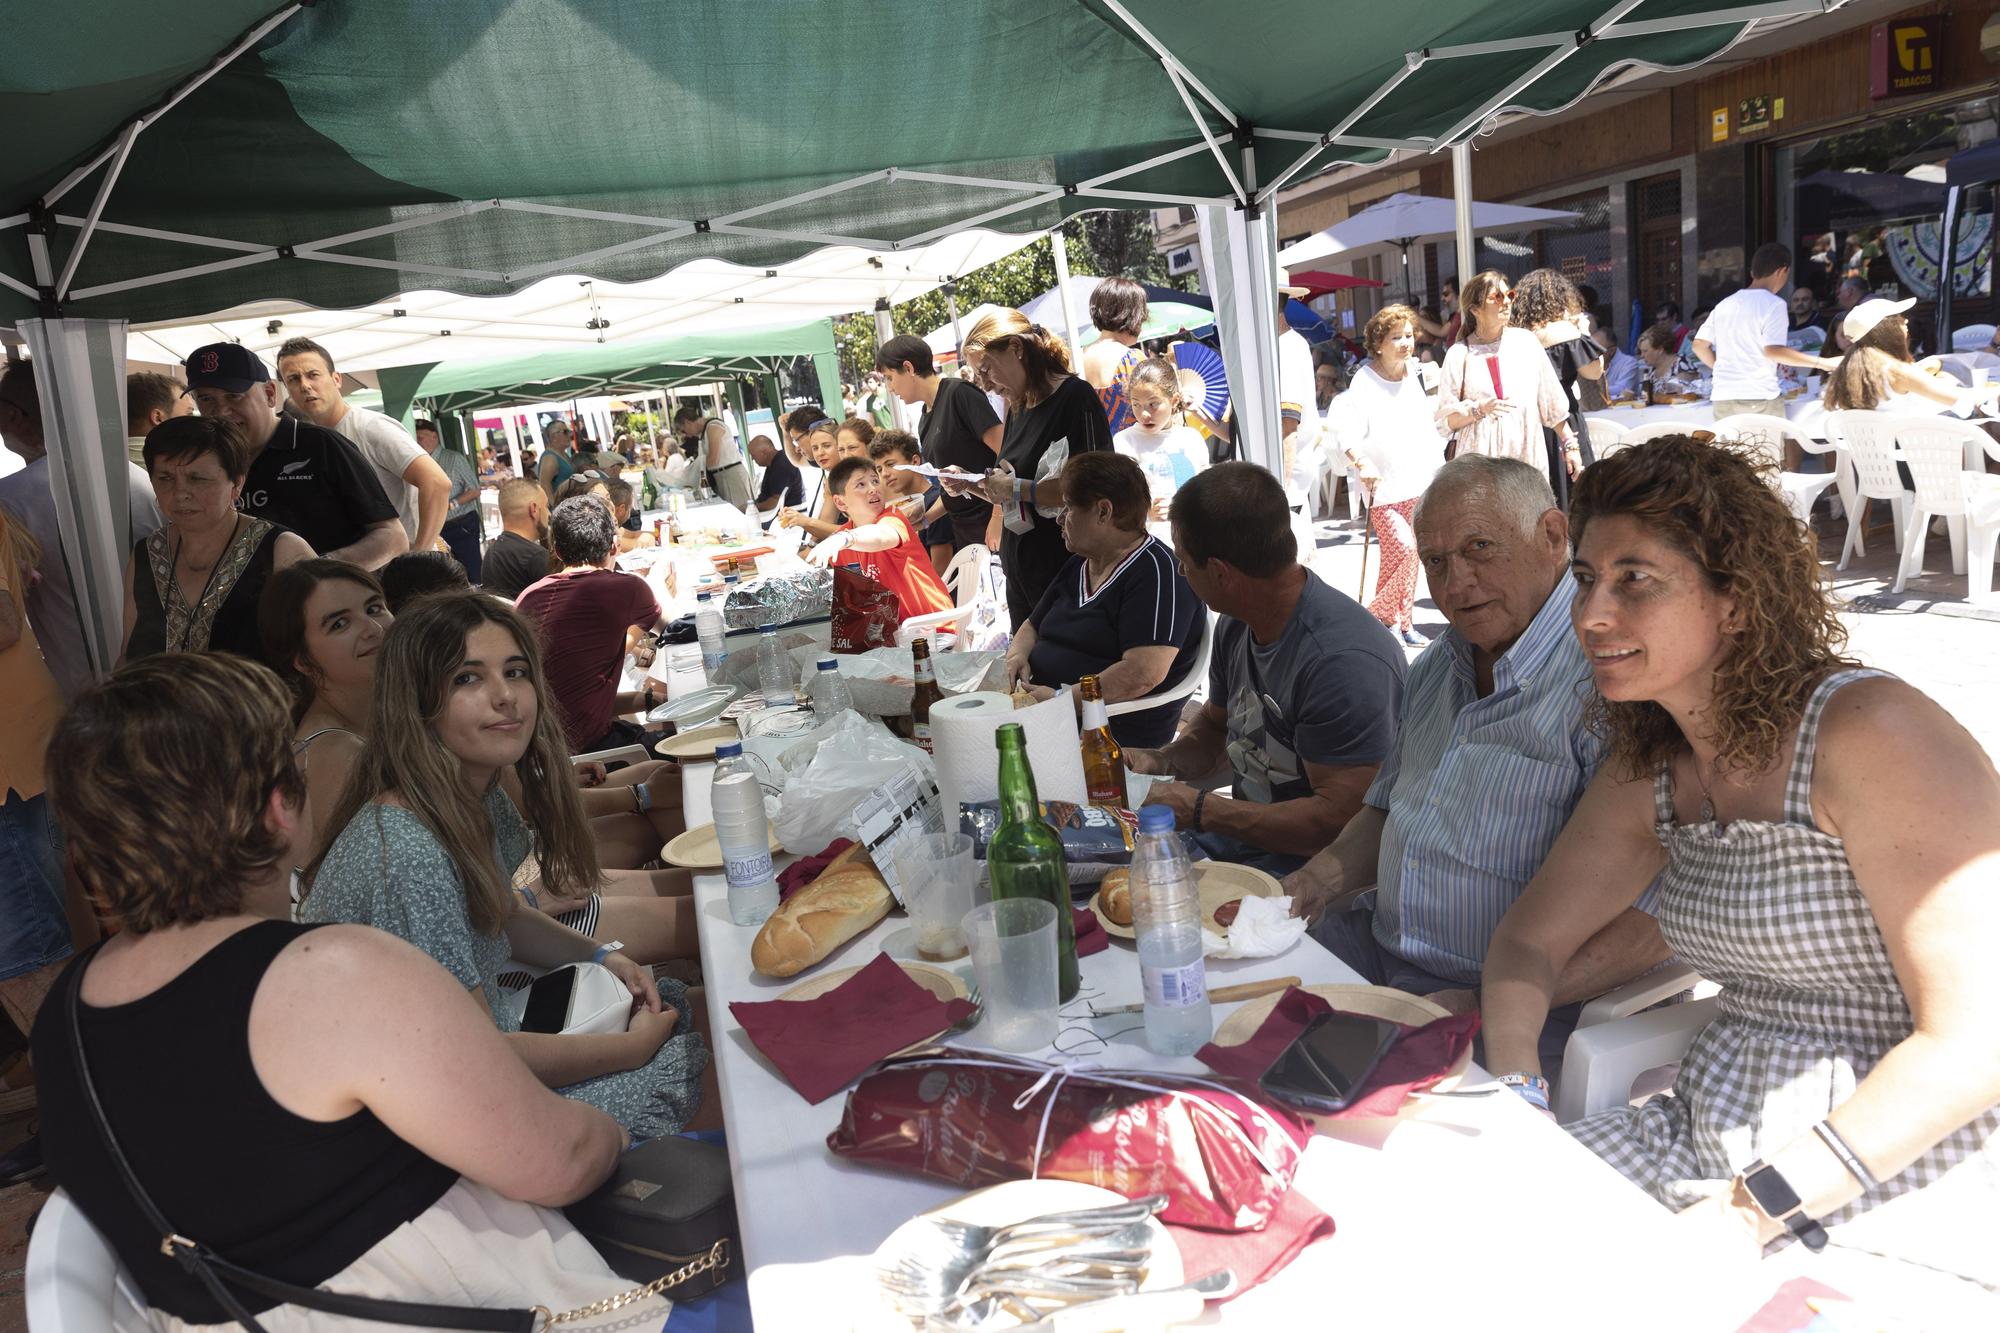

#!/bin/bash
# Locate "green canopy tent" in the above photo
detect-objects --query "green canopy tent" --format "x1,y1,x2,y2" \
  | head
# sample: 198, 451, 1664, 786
3, 0, 1856, 674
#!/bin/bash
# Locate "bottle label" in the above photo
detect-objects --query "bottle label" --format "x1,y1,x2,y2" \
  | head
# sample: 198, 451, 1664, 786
703, 650, 726, 671
724, 849, 774, 889
1141, 959, 1207, 1009
912, 721, 934, 753
1081, 699, 1108, 730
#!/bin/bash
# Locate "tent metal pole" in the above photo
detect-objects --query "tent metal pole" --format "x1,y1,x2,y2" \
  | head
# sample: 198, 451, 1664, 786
898, 192, 1065, 249
42, 3, 306, 208
1253, 62, 1433, 206
711, 170, 892, 228
711, 222, 884, 249
493, 199, 695, 228
1452, 143, 1476, 286
1051, 230, 1084, 368
294, 252, 508, 282
947, 285, 964, 358
55, 122, 141, 300
55, 216, 269, 252
501, 412, 523, 479
873, 297, 894, 351
69, 250, 278, 301
1164, 67, 1247, 204
1077, 140, 1214, 189
295, 200, 496, 254
506, 227, 696, 283
1600, 0, 1836, 39
0, 270, 36, 300
1095, 0, 1238, 127
1436, 0, 1649, 146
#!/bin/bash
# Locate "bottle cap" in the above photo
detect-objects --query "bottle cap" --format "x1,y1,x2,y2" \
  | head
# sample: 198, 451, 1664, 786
760, 623, 777, 633
818, 658, 838, 670
1137, 803, 1176, 833
714, 741, 743, 758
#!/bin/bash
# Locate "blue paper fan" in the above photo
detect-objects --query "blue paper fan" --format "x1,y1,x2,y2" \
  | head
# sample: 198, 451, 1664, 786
1170, 341, 1231, 419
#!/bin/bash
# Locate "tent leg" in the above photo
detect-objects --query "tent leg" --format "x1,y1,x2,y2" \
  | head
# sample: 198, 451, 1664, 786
18, 318, 131, 681
1199, 205, 1283, 477
873, 297, 894, 352
811, 343, 844, 419
1051, 229, 1085, 367
1452, 143, 1476, 288
501, 413, 523, 478
946, 284, 964, 361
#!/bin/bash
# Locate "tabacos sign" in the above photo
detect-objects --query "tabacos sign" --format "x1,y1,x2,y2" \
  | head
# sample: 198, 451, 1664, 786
1871, 18, 1940, 100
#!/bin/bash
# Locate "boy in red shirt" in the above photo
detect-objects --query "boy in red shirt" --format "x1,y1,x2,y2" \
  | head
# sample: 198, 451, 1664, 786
809, 457, 953, 620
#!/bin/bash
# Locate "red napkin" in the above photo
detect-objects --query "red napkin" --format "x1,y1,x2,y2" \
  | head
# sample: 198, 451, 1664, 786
1164, 1184, 1334, 1302
1072, 905, 1108, 957
730, 953, 976, 1103
1195, 986, 1480, 1119
777, 838, 854, 902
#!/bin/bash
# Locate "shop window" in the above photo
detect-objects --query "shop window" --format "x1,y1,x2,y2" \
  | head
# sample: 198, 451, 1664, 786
1632, 174, 1684, 327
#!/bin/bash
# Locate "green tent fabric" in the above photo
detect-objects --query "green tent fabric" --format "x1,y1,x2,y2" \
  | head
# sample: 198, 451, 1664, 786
3, 0, 1822, 324
374, 319, 836, 420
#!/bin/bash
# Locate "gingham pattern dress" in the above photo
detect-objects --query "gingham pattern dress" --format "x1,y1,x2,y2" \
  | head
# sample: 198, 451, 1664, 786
1569, 669, 2000, 1278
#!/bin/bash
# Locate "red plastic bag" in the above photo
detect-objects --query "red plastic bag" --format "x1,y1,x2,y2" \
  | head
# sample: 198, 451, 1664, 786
826, 1051, 1310, 1231
830, 564, 902, 653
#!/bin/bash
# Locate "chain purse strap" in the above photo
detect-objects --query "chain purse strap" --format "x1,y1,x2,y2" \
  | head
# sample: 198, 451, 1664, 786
57, 943, 708, 1332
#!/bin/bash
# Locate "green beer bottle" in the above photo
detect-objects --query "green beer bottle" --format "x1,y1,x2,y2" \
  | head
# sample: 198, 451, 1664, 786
986, 723, 1080, 1002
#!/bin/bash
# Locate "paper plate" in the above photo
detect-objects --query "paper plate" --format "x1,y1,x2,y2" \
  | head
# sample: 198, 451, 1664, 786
740, 705, 821, 739
1087, 861, 1283, 951
653, 721, 738, 761
648, 684, 738, 728
860, 1179, 1182, 1331
1209, 983, 1471, 1111
777, 962, 970, 1059
661, 820, 782, 870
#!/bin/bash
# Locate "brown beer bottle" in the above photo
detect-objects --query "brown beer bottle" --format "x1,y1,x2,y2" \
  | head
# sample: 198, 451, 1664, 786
1077, 675, 1127, 807
910, 636, 943, 754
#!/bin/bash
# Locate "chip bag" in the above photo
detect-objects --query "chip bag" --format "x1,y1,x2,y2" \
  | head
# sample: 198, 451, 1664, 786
829, 564, 903, 653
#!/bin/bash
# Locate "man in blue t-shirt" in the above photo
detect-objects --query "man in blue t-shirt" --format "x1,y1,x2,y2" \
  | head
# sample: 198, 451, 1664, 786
1124, 463, 1406, 876
748, 434, 801, 514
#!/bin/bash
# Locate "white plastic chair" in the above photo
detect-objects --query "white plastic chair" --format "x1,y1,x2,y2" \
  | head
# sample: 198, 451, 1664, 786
26, 1189, 163, 1332
571, 742, 650, 769
1889, 415, 2000, 601
895, 544, 996, 649
1619, 420, 1707, 447
1950, 323, 1996, 352
1105, 611, 1213, 720
1557, 992, 1722, 1125
1824, 411, 1913, 571
1580, 416, 1629, 460
1710, 413, 1839, 526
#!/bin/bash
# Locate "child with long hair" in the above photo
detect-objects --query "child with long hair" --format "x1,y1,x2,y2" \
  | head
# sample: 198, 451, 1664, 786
1112, 356, 1208, 528
301, 592, 708, 1137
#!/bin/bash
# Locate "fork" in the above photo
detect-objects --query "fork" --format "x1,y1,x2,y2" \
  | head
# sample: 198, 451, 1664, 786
921, 1194, 1164, 1257
880, 1220, 1156, 1317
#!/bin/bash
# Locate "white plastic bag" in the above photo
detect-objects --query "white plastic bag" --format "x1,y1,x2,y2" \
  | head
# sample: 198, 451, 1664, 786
770, 711, 935, 854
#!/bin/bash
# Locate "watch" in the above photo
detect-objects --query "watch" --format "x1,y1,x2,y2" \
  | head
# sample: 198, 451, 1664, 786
589, 940, 627, 966
1739, 1160, 1829, 1252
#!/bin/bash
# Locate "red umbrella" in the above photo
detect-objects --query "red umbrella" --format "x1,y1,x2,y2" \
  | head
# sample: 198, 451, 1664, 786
1288, 270, 1385, 299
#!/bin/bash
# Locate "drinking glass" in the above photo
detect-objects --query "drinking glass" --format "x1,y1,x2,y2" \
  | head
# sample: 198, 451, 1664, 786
895, 832, 976, 962
962, 898, 1059, 1051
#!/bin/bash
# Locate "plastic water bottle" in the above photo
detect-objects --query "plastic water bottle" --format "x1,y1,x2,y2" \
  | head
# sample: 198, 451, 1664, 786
712, 741, 779, 925
806, 657, 852, 719
1130, 804, 1211, 1055
695, 590, 727, 678
755, 626, 797, 708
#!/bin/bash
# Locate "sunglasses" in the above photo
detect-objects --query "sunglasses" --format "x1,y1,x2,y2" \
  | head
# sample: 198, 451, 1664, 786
1489, 290, 1514, 303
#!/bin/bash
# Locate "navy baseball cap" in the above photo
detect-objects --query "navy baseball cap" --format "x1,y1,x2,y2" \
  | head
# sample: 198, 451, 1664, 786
183, 343, 270, 394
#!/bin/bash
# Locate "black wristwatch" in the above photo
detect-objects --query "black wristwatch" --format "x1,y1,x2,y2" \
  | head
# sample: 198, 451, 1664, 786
1739, 1160, 1828, 1252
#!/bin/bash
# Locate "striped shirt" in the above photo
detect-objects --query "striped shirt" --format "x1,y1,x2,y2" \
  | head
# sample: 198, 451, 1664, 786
1360, 572, 1626, 984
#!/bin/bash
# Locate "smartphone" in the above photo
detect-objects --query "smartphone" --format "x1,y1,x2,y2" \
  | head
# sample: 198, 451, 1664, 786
1257, 1011, 1402, 1113
520, 966, 579, 1034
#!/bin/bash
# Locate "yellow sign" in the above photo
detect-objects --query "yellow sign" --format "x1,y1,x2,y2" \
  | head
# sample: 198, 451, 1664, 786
1711, 108, 1728, 143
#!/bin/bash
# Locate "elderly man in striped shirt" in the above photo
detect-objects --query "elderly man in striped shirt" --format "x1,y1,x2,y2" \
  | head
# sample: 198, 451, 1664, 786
1284, 455, 1668, 1068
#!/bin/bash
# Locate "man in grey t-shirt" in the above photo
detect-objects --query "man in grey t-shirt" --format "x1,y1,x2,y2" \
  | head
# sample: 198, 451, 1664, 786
1125, 463, 1406, 876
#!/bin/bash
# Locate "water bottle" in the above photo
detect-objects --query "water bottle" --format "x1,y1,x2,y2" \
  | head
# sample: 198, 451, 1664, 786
755, 625, 797, 709
695, 590, 727, 678
807, 657, 852, 719
712, 741, 779, 925
1130, 804, 1210, 1055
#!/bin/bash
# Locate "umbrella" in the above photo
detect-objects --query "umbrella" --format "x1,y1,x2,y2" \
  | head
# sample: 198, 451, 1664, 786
1189, 299, 1330, 348
1277, 192, 1583, 300
1286, 270, 1387, 300
1170, 342, 1231, 418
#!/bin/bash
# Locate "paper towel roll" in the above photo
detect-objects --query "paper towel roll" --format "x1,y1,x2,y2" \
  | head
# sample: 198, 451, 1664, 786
932, 689, 1088, 823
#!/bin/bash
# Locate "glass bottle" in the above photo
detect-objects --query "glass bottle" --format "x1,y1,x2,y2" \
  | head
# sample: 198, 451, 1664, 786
1077, 675, 1127, 807
986, 723, 1080, 1002
909, 636, 943, 754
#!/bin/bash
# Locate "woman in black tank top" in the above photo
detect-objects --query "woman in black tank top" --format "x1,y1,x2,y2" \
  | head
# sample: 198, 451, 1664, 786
31, 653, 655, 1326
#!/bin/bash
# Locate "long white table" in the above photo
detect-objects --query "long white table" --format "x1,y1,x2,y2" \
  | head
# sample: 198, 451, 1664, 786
677, 763, 1765, 1332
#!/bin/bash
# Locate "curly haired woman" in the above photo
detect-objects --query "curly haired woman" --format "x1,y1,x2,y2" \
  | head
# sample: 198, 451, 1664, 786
1478, 437, 2000, 1313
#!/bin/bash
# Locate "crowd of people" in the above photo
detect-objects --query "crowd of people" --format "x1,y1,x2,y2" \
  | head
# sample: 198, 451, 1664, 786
0, 244, 1996, 1325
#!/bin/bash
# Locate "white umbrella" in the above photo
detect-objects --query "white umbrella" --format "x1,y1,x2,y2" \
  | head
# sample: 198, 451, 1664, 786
1278, 192, 1581, 298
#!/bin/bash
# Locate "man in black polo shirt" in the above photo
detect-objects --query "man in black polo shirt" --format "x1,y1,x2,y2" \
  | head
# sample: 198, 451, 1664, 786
184, 343, 406, 569
875, 335, 1002, 553
747, 434, 801, 513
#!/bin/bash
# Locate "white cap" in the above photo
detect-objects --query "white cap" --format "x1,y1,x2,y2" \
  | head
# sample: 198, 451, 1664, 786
1841, 296, 1916, 346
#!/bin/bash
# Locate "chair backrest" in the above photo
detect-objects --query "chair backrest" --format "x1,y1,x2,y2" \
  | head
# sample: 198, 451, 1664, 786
1951, 323, 1996, 351
1709, 412, 1816, 472
26, 1189, 159, 1332
1891, 414, 1991, 516
1825, 410, 1913, 501
1581, 416, 1629, 447
1621, 420, 1706, 447
941, 542, 990, 610
1104, 610, 1214, 718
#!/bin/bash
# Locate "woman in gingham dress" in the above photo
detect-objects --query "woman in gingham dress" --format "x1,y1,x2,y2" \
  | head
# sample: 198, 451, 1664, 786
1478, 437, 2000, 1303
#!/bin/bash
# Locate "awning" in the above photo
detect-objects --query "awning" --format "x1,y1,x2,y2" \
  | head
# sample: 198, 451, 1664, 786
3, 0, 1849, 325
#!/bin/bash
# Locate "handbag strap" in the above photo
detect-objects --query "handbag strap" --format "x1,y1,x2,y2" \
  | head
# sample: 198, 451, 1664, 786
60, 947, 535, 1333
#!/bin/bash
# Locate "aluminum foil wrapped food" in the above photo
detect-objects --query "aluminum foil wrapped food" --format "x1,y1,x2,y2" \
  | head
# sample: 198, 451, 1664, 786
826, 1051, 1311, 1232
721, 568, 832, 632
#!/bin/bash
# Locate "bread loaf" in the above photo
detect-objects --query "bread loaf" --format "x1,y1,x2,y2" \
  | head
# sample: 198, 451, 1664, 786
1099, 867, 1133, 927
750, 843, 894, 977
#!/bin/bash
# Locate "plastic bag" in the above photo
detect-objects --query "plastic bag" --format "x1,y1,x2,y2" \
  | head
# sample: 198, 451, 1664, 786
830, 565, 902, 652
771, 711, 935, 854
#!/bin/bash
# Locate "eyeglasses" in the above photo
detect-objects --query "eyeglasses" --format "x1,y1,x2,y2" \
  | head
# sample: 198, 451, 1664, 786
1490, 290, 1514, 303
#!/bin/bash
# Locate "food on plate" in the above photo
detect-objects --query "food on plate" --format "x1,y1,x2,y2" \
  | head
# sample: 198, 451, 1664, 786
1211, 897, 1244, 929
1010, 687, 1037, 708
1099, 867, 1133, 926
750, 843, 893, 977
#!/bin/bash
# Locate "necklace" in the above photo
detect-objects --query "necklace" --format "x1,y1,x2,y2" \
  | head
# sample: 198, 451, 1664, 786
1688, 751, 1721, 826
168, 514, 241, 653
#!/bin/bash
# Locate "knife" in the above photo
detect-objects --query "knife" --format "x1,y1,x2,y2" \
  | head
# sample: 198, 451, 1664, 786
1001, 1270, 1237, 1332
1087, 976, 1299, 1018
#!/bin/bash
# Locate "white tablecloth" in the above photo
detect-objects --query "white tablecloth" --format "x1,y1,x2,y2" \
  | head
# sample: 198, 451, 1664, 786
677, 763, 1767, 1332
1587, 394, 1828, 438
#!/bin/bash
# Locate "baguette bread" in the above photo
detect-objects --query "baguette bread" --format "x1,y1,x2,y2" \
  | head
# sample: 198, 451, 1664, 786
750, 843, 894, 977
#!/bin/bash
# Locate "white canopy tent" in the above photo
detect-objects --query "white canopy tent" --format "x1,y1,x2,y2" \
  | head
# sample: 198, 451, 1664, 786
1278, 191, 1583, 297
121, 229, 1045, 374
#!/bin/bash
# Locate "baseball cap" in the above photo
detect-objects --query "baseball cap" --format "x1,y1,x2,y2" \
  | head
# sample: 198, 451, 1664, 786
1841, 297, 1917, 346
183, 343, 270, 394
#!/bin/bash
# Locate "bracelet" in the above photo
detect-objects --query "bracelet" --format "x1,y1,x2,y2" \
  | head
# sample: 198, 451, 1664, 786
589, 939, 626, 966
633, 783, 653, 814
1496, 1072, 1551, 1112
1812, 1120, 1880, 1192
1192, 789, 1207, 832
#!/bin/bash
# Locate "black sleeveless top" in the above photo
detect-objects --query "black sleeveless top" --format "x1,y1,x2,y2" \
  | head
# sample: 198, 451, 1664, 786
32, 921, 458, 1322
127, 517, 287, 660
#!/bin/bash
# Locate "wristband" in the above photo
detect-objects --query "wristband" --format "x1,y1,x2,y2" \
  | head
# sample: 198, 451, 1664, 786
590, 939, 626, 966
1192, 789, 1207, 832
1812, 1120, 1880, 1192
633, 783, 653, 814
1497, 1072, 1551, 1112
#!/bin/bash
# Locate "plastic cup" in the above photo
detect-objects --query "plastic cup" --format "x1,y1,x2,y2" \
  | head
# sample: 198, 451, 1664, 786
896, 833, 976, 962
1975, 367, 1990, 389
962, 898, 1059, 1052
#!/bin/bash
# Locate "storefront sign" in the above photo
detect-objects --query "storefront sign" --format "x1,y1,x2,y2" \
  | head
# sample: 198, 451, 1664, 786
1738, 95, 1773, 134
1872, 18, 1941, 99
1166, 244, 1199, 276
1710, 107, 1728, 143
